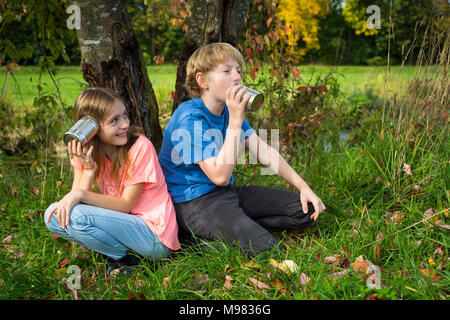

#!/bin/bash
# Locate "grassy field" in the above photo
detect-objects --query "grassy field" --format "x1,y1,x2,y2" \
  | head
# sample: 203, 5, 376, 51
0, 63, 448, 300
0, 64, 423, 122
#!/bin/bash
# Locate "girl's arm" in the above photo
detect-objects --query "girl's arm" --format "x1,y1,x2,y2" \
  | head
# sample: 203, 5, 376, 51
71, 165, 95, 191
45, 183, 144, 229
69, 140, 96, 191
245, 132, 326, 221
78, 183, 144, 213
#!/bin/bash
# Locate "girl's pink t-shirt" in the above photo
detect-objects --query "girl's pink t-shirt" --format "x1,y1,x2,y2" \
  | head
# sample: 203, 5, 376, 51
71, 135, 180, 250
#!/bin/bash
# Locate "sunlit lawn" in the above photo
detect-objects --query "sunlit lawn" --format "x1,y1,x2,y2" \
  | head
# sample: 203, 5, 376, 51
0, 63, 447, 300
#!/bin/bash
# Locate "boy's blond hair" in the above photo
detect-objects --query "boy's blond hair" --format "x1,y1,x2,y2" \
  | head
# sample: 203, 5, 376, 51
185, 42, 245, 98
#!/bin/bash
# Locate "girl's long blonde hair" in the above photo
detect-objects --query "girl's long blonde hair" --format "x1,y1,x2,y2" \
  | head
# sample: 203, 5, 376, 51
73, 87, 143, 187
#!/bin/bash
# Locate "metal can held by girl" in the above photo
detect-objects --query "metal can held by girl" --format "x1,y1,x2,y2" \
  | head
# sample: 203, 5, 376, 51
242, 86, 264, 112
63, 115, 99, 147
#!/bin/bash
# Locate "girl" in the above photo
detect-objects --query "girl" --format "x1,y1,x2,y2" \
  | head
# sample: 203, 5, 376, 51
45, 87, 179, 270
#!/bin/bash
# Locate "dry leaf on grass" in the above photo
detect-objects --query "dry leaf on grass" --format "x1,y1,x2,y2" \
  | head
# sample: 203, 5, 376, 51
328, 270, 350, 279
300, 272, 312, 287
270, 259, 298, 274
223, 275, 233, 289
403, 163, 413, 176
248, 277, 270, 290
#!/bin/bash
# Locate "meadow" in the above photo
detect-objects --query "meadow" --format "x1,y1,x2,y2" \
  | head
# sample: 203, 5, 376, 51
0, 62, 448, 300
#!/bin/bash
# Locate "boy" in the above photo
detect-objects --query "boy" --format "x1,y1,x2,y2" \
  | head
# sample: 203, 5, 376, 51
159, 43, 326, 258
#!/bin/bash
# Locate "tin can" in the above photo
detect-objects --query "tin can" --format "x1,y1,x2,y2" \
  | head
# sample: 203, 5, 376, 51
241, 86, 264, 112
63, 115, 99, 147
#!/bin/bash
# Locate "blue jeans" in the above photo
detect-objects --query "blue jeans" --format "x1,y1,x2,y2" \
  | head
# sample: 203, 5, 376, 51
44, 203, 170, 261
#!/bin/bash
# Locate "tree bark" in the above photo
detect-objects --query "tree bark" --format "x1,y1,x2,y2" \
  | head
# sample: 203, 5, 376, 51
172, 0, 250, 112
71, 0, 163, 151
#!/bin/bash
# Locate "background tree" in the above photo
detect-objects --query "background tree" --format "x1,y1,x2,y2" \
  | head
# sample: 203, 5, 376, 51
276, 0, 330, 59
70, 0, 163, 150
171, 0, 251, 112
126, 0, 186, 64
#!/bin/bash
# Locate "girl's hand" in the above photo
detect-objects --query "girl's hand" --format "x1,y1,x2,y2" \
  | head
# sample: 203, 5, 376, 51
68, 139, 95, 169
299, 186, 326, 222
45, 190, 82, 229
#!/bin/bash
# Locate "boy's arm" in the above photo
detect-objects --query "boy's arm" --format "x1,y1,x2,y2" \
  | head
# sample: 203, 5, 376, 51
245, 132, 310, 189
245, 132, 326, 220
197, 123, 242, 186
197, 85, 251, 186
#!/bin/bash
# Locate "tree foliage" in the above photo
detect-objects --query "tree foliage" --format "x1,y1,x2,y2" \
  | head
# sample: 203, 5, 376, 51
0, 0, 78, 68
126, 0, 187, 64
276, 0, 330, 58
342, 0, 378, 37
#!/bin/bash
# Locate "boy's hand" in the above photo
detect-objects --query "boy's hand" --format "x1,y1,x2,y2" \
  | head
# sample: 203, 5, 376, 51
299, 186, 326, 221
226, 85, 251, 126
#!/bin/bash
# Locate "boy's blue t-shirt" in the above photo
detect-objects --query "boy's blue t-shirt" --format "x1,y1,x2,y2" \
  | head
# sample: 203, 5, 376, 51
159, 97, 254, 203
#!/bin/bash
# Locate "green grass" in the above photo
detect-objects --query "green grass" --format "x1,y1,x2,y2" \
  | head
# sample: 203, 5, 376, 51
0, 64, 448, 300
0, 64, 422, 107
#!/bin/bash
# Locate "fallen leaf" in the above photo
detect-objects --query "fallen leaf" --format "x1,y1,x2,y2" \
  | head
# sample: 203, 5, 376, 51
269, 278, 287, 295
59, 258, 69, 268
163, 276, 170, 290
385, 211, 405, 225
434, 246, 444, 256
74, 252, 91, 260
5, 247, 23, 258
300, 272, 312, 287
248, 277, 270, 290
282, 260, 299, 273
435, 220, 450, 230
270, 259, 298, 274
128, 291, 146, 300
30, 187, 39, 196
193, 274, 209, 286
420, 268, 441, 282
109, 268, 120, 277
338, 256, 350, 268
376, 232, 384, 241
241, 261, 261, 271
328, 270, 350, 279
375, 243, 381, 261
403, 163, 413, 176
11, 186, 17, 198
2, 234, 14, 243
223, 275, 233, 289
323, 256, 338, 264
365, 293, 379, 300
351, 255, 374, 274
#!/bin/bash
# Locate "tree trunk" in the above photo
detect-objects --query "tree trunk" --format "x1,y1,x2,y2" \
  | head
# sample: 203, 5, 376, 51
71, 0, 163, 151
172, 0, 250, 112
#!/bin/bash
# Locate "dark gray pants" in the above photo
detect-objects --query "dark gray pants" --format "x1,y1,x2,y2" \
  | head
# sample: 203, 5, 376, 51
173, 185, 315, 258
